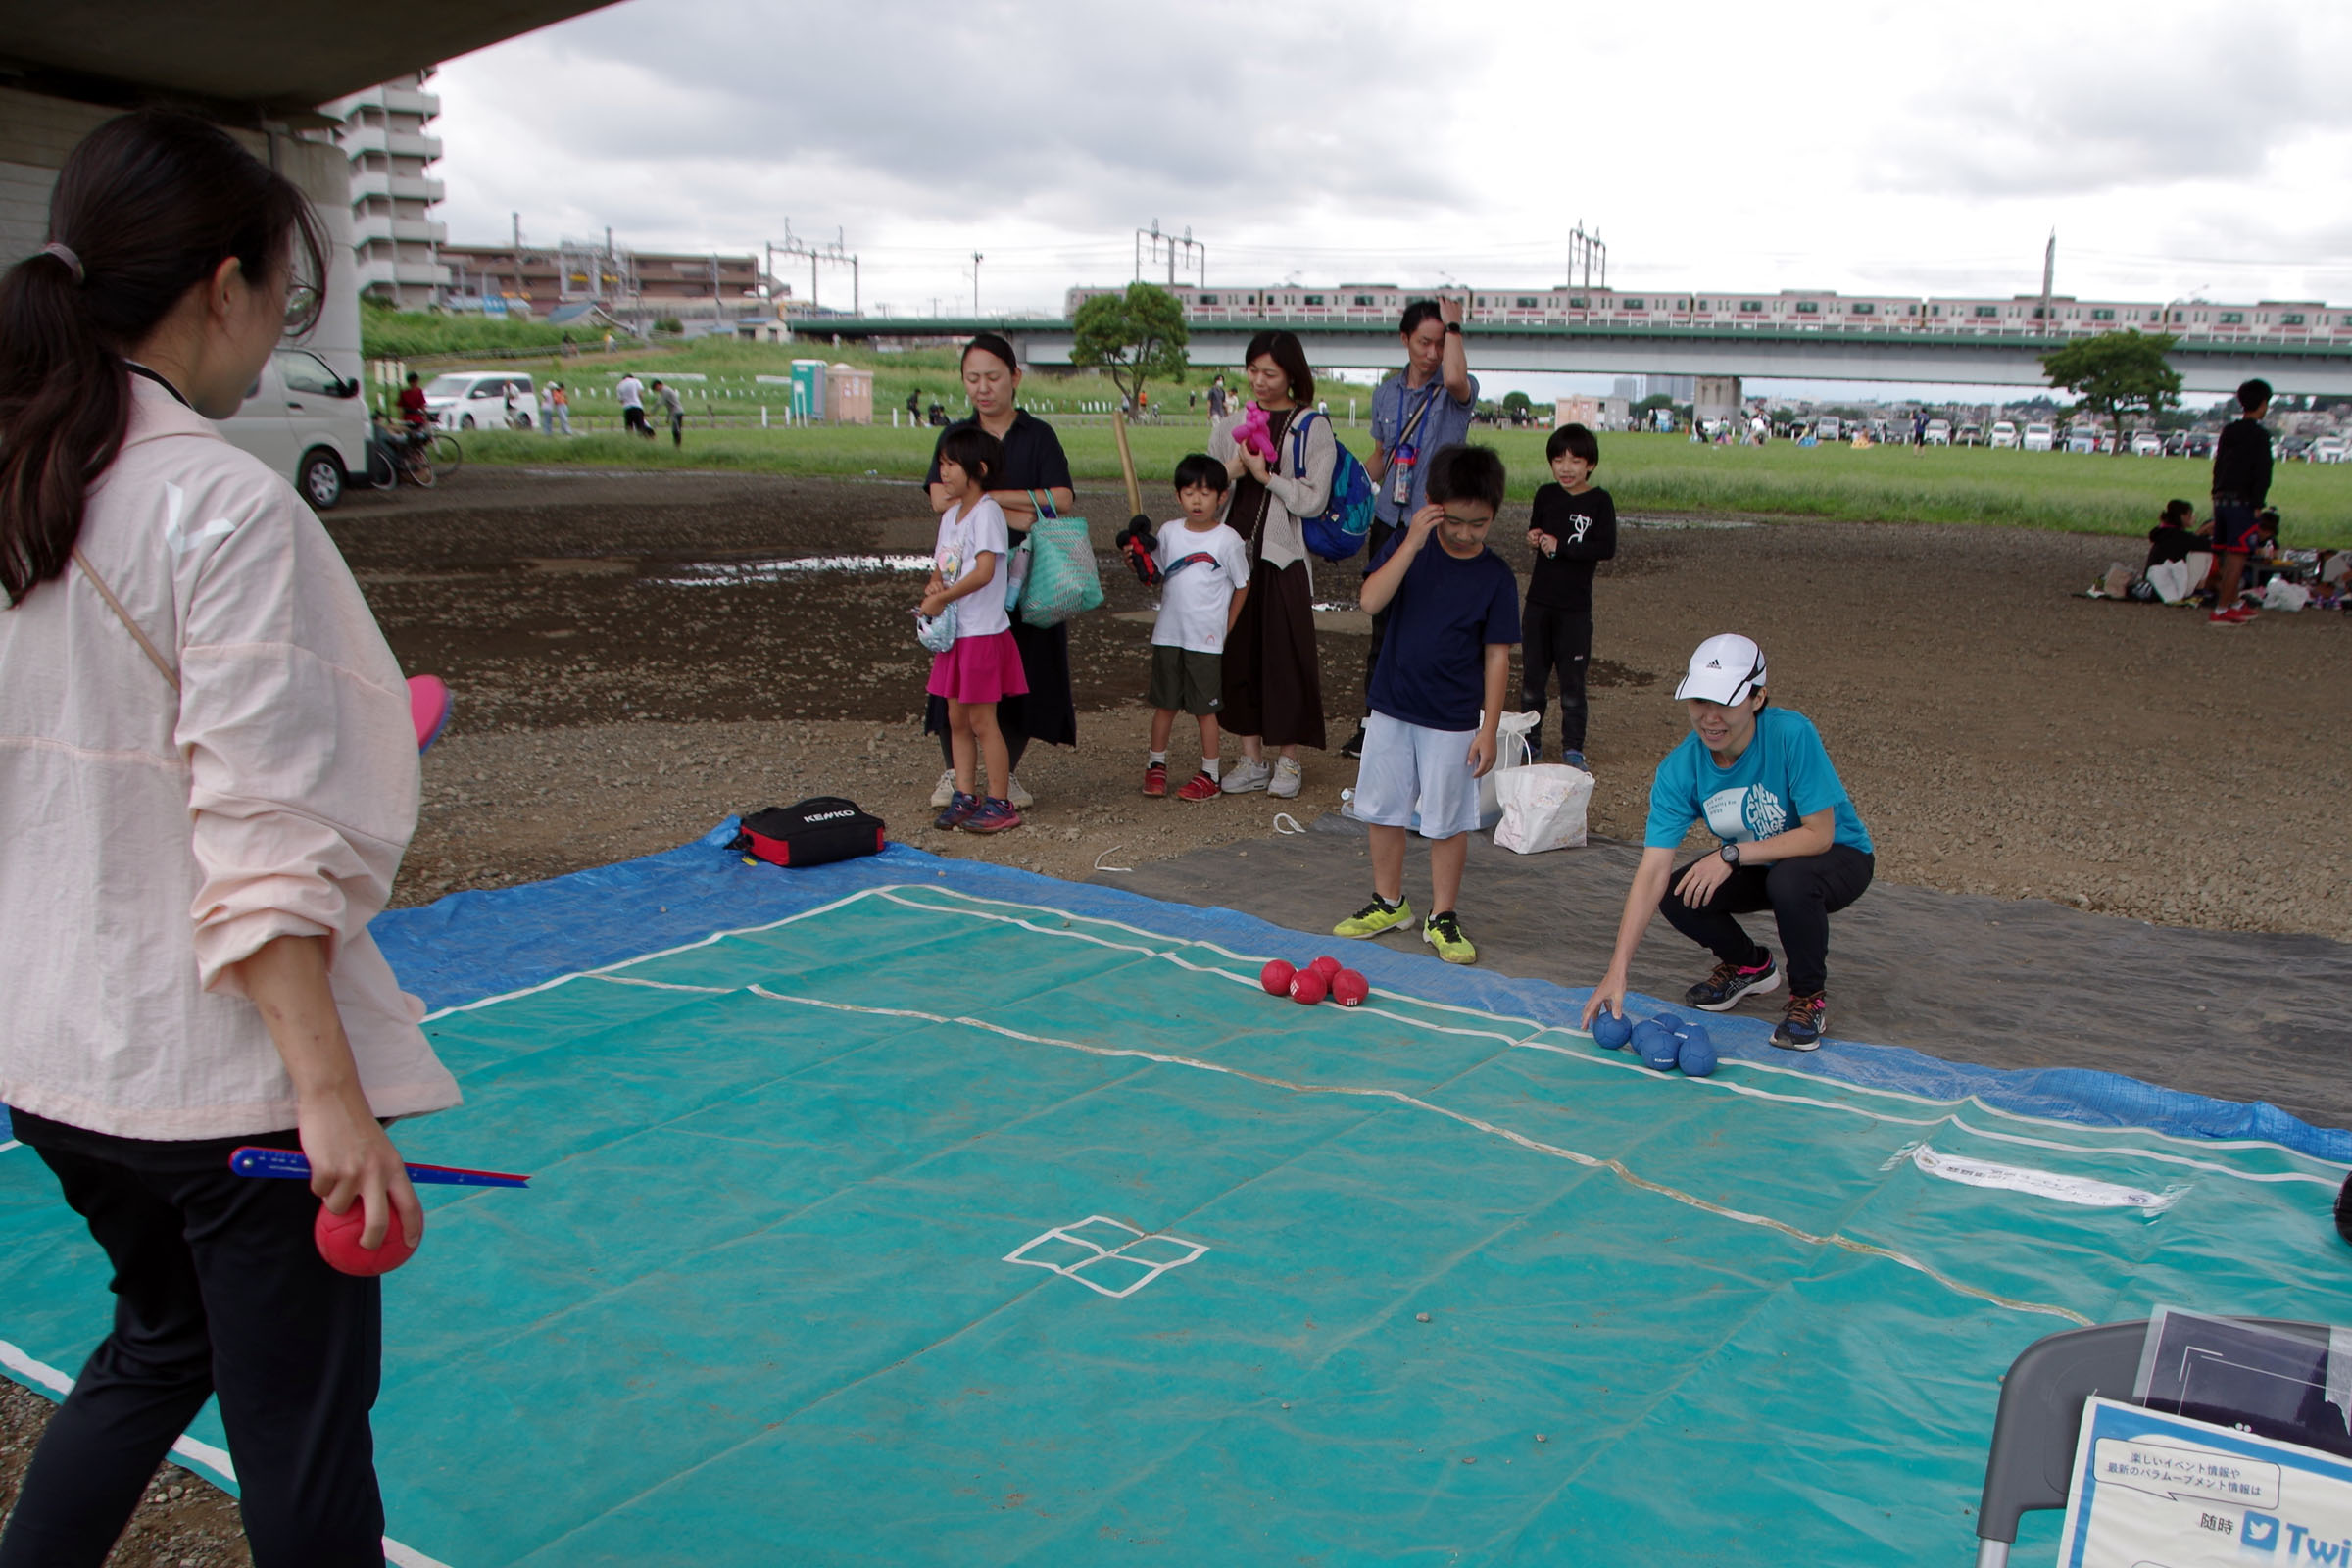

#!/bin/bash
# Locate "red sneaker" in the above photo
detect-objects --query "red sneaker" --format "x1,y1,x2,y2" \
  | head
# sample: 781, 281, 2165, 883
1176, 769, 1222, 802
1142, 760, 1168, 797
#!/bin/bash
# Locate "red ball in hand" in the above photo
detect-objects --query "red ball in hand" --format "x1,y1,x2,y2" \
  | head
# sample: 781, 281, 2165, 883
1308, 956, 1343, 980
1289, 968, 1329, 1004
1260, 958, 1297, 996
1331, 969, 1370, 1007
314, 1201, 418, 1277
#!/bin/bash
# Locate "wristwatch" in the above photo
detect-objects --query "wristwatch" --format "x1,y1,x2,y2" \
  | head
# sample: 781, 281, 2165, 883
1718, 843, 1741, 866
1444, 322, 1463, 336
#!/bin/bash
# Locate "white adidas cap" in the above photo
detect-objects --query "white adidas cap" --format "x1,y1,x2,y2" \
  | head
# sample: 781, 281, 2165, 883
1674, 633, 1768, 706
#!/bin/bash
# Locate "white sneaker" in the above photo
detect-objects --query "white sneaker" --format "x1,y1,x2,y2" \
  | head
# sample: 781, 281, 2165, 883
1269, 757, 1303, 799
1004, 775, 1034, 809
1220, 758, 1273, 794
929, 769, 956, 808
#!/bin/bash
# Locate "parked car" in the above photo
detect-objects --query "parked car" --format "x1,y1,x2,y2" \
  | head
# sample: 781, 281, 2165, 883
422, 369, 539, 431
2022, 422, 2055, 451
216, 347, 369, 511
1956, 422, 1983, 446
2184, 431, 2217, 460
1990, 420, 2020, 448
2130, 431, 2163, 456
2162, 431, 2189, 457
2063, 426, 2099, 454
2312, 434, 2348, 464
1816, 416, 1842, 442
1924, 418, 1951, 446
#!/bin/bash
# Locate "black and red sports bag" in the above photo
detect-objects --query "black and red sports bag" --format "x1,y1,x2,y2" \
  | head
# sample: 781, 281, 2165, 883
730, 799, 886, 868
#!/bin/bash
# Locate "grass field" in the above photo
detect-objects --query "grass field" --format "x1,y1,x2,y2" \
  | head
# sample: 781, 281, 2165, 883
462, 420, 2352, 546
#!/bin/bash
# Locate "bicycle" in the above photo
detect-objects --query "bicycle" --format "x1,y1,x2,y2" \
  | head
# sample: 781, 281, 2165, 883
367, 420, 463, 489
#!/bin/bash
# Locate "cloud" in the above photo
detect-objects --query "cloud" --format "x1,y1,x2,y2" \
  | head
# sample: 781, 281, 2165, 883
429, 0, 2352, 312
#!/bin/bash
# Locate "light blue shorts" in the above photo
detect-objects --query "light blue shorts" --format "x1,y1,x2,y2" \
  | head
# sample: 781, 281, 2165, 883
1351, 710, 1483, 840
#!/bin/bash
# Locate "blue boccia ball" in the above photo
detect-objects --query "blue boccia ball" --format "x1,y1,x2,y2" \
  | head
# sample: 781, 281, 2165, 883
1629, 1020, 1680, 1069
1592, 1011, 1635, 1051
1677, 1024, 1718, 1077
1650, 1012, 1686, 1034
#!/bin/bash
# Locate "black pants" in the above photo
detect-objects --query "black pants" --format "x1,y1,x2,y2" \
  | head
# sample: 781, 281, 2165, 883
0, 1114, 386, 1568
1359, 520, 1397, 717
1658, 846, 1875, 997
668, 413, 683, 446
1518, 604, 1592, 755
622, 405, 650, 437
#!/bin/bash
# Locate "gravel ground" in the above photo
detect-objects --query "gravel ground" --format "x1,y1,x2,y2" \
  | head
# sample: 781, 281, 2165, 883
6, 465, 2346, 1559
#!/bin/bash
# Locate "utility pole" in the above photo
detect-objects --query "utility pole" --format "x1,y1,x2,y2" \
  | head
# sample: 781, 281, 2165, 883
1135, 220, 1206, 287
2037, 230, 2056, 336
971, 252, 983, 317
770, 225, 858, 317
1567, 222, 1607, 290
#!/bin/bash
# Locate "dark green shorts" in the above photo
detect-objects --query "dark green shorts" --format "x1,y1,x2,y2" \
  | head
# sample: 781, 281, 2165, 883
1149, 645, 1223, 716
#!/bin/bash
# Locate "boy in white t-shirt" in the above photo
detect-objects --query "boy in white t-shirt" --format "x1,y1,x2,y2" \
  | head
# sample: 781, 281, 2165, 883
1144, 455, 1252, 801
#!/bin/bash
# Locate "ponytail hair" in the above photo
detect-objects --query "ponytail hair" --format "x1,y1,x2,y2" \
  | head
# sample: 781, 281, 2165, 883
960, 332, 1021, 377
0, 110, 326, 605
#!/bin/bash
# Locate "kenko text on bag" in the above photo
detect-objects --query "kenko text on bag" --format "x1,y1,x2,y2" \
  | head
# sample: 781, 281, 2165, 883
731, 799, 886, 868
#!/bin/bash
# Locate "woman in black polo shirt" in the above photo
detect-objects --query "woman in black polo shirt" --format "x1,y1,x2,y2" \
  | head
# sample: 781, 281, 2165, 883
923, 334, 1078, 808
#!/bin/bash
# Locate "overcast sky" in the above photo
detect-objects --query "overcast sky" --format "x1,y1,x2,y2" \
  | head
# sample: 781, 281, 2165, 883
433, 0, 2352, 321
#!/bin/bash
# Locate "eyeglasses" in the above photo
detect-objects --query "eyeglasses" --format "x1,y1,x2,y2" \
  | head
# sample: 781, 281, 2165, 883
281, 279, 321, 336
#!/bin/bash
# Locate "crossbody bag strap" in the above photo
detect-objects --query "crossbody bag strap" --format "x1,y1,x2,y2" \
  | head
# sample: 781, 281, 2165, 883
72, 547, 180, 694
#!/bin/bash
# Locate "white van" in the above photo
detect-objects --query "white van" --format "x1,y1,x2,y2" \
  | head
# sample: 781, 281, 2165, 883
215, 347, 370, 511
2022, 422, 2056, 452
422, 369, 538, 431
1988, 420, 2019, 449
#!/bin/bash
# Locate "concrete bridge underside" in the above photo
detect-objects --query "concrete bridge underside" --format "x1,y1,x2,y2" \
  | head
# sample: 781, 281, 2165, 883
801, 318, 2352, 397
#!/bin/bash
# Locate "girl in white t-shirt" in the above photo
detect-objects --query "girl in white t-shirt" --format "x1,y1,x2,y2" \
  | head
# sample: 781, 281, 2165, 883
921, 426, 1028, 833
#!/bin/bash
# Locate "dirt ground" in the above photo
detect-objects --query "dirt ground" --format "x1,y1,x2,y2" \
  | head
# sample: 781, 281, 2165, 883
5, 464, 2348, 1559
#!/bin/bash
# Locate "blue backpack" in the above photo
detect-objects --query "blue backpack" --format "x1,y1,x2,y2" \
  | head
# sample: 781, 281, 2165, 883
1285, 411, 1376, 562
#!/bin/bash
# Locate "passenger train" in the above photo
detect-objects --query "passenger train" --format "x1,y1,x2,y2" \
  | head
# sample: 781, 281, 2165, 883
1063, 283, 2351, 345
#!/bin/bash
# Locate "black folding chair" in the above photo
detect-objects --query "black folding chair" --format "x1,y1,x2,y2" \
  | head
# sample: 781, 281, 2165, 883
1976, 1317, 2330, 1566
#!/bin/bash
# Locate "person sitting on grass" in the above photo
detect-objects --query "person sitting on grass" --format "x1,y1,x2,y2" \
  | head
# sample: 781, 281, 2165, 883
1143, 455, 1251, 802
1332, 444, 1519, 966
1579, 634, 1875, 1052
2146, 498, 2205, 570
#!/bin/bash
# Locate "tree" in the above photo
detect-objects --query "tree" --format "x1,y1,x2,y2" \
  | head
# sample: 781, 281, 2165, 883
2040, 330, 2181, 455
1501, 390, 1534, 419
1070, 282, 1189, 410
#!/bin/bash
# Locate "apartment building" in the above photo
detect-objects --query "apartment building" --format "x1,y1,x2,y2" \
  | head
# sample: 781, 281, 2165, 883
322, 72, 449, 308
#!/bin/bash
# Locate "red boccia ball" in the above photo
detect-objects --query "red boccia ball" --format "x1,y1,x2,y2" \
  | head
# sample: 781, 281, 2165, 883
1309, 956, 1344, 980
1260, 958, 1297, 996
1289, 968, 1329, 1004
1331, 969, 1370, 1007
314, 1201, 418, 1277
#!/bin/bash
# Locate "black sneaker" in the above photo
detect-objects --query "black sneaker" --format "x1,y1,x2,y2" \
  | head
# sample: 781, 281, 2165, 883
1684, 953, 1780, 1011
1339, 725, 1367, 760
1772, 992, 1827, 1052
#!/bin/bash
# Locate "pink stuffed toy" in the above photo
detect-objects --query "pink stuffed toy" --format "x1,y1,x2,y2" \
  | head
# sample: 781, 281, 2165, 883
1233, 402, 1277, 466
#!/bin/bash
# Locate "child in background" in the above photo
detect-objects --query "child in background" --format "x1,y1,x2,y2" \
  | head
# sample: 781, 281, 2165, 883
1521, 422, 1616, 770
922, 425, 1026, 834
1145, 456, 1252, 801
1334, 445, 1520, 965
2144, 498, 2204, 569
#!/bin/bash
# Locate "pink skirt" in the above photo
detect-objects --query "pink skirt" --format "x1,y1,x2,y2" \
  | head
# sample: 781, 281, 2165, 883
928, 628, 1030, 706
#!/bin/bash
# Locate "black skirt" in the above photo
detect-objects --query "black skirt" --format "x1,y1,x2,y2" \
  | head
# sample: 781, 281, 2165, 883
1220, 558, 1325, 750
923, 617, 1077, 748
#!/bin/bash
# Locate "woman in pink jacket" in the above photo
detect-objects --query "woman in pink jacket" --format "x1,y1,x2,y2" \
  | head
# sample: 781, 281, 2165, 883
0, 113, 460, 1566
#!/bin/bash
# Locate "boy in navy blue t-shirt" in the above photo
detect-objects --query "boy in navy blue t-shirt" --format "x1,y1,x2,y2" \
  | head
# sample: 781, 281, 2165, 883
1579, 634, 1874, 1051
1333, 445, 1519, 965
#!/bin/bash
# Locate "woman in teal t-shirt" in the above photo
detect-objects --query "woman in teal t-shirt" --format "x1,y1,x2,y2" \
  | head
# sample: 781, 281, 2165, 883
1580, 633, 1874, 1052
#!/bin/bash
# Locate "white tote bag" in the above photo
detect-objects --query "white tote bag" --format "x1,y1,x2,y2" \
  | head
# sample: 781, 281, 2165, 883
1493, 762, 1594, 855
1473, 710, 1543, 830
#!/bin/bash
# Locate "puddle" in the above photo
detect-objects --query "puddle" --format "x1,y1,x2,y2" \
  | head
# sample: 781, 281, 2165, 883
656, 554, 933, 586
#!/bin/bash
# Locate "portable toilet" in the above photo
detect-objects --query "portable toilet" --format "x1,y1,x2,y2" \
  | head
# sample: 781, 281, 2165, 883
789, 359, 827, 421
825, 363, 873, 425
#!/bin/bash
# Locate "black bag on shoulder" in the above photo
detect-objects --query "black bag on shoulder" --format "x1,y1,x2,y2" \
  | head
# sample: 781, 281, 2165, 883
730, 798, 886, 868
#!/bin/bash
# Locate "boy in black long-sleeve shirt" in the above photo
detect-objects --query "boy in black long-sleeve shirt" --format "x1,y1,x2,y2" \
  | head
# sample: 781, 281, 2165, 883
2209, 378, 2274, 625
1521, 422, 1616, 768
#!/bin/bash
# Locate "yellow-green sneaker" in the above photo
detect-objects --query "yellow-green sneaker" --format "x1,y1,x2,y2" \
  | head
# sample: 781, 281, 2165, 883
1334, 895, 1414, 939
1422, 911, 1477, 965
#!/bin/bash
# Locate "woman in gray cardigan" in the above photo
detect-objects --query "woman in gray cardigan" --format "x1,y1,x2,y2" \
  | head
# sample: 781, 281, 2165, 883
1210, 329, 1336, 798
